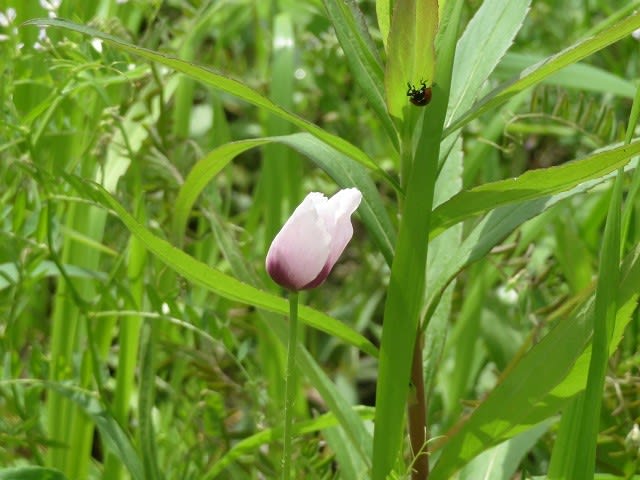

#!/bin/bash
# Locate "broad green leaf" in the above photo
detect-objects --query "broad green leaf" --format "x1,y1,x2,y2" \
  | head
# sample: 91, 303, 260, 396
429, 141, 640, 239
429, 243, 640, 479
24, 18, 400, 192
322, 0, 398, 148
372, 1, 463, 478
448, 0, 531, 125
385, 0, 439, 119
444, 11, 640, 135
423, 138, 463, 398
172, 133, 396, 265
63, 174, 378, 358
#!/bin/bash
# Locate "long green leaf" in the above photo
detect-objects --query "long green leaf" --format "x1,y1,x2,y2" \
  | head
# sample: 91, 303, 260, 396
548, 151, 624, 480
457, 420, 552, 480
495, 52, 637, 98
424, 163, 635, 318
448, 0, 531, 125
444, 11, 640, 134
63, 174, 378, 358
429, 141, 640, 239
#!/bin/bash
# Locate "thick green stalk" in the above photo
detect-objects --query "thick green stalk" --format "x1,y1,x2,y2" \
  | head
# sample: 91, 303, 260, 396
372, 1, 464, 478
282, 291, 300, 480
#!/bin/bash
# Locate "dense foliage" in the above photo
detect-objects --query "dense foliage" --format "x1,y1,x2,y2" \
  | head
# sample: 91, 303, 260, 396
1, 0, 640, 479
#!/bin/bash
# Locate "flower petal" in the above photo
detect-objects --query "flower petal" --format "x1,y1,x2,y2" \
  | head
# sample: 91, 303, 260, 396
321, 188, 362, 267
303, 188, 361, 289
265, 193, 331, 290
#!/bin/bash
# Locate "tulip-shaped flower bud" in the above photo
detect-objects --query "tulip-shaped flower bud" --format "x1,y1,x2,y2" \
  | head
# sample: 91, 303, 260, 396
266, 188, 362, 291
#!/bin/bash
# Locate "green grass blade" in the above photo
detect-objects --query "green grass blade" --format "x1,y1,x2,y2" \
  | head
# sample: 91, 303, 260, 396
495, 52, 637, 98
621, 86, 640, 248
260, 12, 299, 253
444, 11, 640, 135
548, 177, 623, 480
138, 322, 161, 480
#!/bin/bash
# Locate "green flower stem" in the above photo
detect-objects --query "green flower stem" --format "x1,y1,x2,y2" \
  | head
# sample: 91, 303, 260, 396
282, 291, 299, 480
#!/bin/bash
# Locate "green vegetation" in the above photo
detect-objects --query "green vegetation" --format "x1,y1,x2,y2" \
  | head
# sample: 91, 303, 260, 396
1, 0, 640, 478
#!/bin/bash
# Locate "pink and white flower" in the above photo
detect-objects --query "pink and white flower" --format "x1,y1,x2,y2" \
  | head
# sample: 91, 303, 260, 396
266, 188, 362, 291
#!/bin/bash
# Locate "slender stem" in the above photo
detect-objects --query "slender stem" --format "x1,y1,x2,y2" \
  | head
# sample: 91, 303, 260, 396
408, 331, 429, 480
282, 291, 299, 480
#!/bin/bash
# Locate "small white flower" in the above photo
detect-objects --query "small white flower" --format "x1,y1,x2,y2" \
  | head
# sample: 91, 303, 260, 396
633, 28, 640, 41
91, 38, 103, 53
625, 424, 640, 457
40, 0, 62, 11
0, 7, 16, 27
34, 28, 49, 50
496, 284, 519, 305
